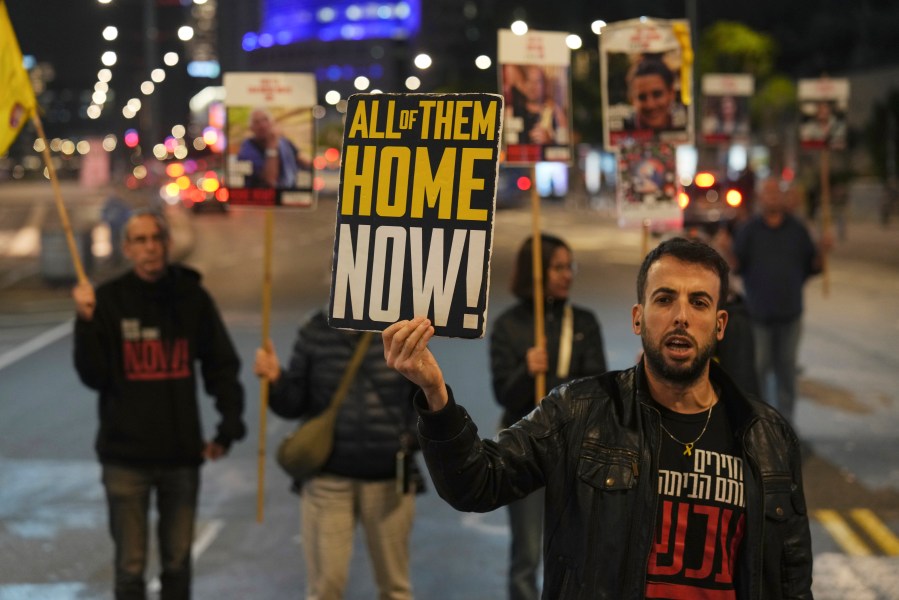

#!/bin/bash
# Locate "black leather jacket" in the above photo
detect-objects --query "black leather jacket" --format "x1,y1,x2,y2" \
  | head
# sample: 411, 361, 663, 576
416, 362, 813, 599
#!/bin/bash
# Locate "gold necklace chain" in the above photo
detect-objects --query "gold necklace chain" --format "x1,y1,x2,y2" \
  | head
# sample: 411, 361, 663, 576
659, 402, 714, 457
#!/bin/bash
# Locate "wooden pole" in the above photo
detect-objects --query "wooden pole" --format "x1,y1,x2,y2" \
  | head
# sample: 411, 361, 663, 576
819, 147, 832, 297
256, 209, 274, 523
31, 112, 87, 285
641, 219, 651, 259
529, 166, 545, 404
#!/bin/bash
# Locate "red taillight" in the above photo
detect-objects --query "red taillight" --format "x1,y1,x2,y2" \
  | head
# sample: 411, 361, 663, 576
725, 189, 743, 207
678, 191, 690, 209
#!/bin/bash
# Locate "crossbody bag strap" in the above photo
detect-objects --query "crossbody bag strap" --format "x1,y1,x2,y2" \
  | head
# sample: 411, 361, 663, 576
556, 304, 574, 379
329, 331, 374, 411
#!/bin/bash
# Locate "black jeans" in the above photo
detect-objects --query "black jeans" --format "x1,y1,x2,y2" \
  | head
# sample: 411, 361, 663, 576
102, 464, 199, 600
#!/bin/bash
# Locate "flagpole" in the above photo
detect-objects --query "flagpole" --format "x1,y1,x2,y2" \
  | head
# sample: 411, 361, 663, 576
30, 111, 88, 285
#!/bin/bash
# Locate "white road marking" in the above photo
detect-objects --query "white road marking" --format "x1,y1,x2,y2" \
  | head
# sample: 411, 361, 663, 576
0, 319, 73, 372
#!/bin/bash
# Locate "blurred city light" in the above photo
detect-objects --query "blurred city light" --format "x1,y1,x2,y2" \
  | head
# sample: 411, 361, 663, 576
101, 51, 117, 66
325, 90, 341, 105
178, 26, 195, 41
510, 20, 528, 35
354, 76, 370, 90
566, 34, 582, 50
171, 124, 186, 138
164, 52, 179, 66
102, 26, 118, 41
123, 130, 139, 148
151, 68, 166, 83
98, 68, 112, 82
405, 76, 421, 90
141, 81, 155, 95
475, 55, 491, 70
413, 53, 431, 69
591, 20, 606, 35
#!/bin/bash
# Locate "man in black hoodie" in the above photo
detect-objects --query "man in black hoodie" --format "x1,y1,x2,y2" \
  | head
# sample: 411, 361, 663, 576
72, 209, 246, 600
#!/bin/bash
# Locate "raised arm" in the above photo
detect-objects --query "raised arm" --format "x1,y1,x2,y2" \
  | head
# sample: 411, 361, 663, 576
382, 317, 448, 411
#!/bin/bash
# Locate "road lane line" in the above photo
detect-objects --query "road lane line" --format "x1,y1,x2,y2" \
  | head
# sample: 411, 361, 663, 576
815, 509, 872, 556
850, 508, 899, 556
191, 518, 224, 560
0, 319, 73, 372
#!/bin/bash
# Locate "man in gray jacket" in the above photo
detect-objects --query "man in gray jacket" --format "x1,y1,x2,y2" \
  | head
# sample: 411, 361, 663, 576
383, 237, 812, 599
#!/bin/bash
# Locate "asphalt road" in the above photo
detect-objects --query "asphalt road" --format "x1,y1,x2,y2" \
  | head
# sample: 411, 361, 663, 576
1, 183, 898, 598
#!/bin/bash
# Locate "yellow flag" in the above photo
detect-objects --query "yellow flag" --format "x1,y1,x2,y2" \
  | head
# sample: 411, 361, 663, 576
0, 0, 37, 155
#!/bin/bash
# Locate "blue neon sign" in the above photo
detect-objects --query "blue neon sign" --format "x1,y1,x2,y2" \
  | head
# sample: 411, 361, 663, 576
243, 0, 421, 50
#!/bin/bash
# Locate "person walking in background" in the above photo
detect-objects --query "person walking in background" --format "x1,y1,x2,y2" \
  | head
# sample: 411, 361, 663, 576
382, 237, 813, 599
72, 209, 246, 600
489, 234, 607, 600
254, 308, 422, 600
733, 177, 831, 427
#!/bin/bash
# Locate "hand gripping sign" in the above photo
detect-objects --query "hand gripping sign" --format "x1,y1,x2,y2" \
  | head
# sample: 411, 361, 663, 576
328, 93, 503, 339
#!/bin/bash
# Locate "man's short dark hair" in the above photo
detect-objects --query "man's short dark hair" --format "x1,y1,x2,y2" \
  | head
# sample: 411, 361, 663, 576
636, 237, 729, 308
633, 55, 675, 89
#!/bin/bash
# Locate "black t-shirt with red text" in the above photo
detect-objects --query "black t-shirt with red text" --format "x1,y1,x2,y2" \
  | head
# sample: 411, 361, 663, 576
646, 397, 746, 600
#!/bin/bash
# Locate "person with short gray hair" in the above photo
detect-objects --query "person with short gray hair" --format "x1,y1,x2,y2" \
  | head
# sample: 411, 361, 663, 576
72, 209, 245, 599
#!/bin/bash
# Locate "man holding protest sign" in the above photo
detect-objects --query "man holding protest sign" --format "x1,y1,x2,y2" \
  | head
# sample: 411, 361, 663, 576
382, 237, 813, 599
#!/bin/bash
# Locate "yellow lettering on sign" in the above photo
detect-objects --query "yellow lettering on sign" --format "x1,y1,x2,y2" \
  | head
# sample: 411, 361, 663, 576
418, 99, 497, 141
456, 147, 492, 221
452, 100, 472, 140
341, 145, 376, 215
410, 147, 455, 220
375, 147, 411, 217
347, 101, 369, 139
472, 101, 497, 141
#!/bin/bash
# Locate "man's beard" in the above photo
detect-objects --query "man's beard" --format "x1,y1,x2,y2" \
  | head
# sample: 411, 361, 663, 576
642, 328, 716, 385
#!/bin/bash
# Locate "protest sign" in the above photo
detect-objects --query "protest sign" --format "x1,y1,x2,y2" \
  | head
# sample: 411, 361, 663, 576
223, 72, 317, 208
601, 18, 693, 150
616, 139, 682, 230
497, 29, 572, 164
798, 78, 849, 150
700, 74, 753, 145
329, 93, 503, 338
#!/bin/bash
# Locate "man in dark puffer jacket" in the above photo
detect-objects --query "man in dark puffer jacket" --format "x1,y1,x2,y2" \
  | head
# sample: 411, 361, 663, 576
255, 309, 422, 600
